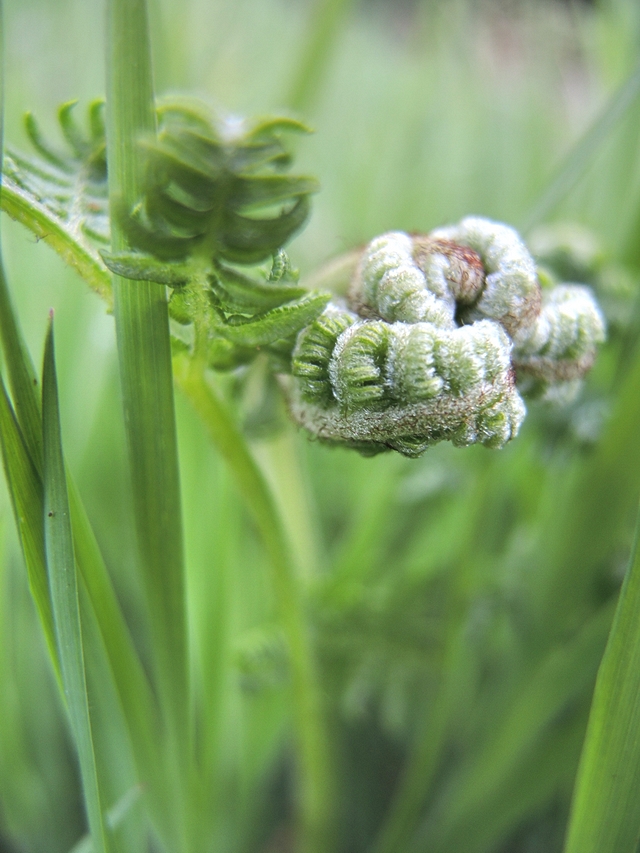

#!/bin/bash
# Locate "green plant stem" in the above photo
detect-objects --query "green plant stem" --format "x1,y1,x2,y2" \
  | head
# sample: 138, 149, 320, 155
105, 0, 189, 764
105, 5, 190, 849
174, 354, 333, 853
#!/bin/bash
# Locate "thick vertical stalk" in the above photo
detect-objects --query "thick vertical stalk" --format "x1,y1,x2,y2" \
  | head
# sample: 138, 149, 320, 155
105, 0, 188, 786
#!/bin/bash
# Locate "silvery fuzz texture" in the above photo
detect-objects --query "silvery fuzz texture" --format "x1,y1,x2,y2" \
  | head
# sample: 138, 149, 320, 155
291, 217, 606, 457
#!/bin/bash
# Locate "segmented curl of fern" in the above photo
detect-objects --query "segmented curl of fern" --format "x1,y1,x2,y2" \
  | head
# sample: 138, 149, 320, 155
1, 98, 328, 368
1, 103, 607, 458
112, 99, 319, 265
100, 99, 332, 370
289, 218, 605, 457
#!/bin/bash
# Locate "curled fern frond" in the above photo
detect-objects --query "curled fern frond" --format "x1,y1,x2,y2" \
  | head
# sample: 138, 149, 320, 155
97, 99, 327, 370
116, 99, 318, 264
0, 97, 319, 320
1, 100, 111, 300
1, 101, 607, 459
13, 100, 107, 238
288, 218, 605, 457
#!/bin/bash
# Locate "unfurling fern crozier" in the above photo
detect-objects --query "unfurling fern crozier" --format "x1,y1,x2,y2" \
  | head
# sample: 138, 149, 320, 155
290, 218, 605, 457
3, 103, 604, 458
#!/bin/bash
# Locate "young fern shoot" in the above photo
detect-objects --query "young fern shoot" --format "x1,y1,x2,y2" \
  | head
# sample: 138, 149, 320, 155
290, 219, 606, 456
0, 86, 612, 853
2, 100, 606, 460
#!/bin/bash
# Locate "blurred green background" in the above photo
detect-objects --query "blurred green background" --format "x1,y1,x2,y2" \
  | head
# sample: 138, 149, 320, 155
2, 0, 640, 852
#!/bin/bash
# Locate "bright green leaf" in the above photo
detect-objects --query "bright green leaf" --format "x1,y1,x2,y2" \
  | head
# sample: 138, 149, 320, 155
563, 507, 640, 853
42, 320, 109, 853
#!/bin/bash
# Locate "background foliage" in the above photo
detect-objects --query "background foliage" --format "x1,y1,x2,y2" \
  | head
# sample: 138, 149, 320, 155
1, 1, 640, 852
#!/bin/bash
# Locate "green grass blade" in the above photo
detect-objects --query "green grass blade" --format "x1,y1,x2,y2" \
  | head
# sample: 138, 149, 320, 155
42, 320, 109, 853
0, 374, 59, 678
0, 0, 42, 493
0, 13, 166, 831
563, 507, 640, 853
0, 53, 56, 670
68, 482, 168, 830
521, 61, 640, 233
0, 215, 160, 841
0, 395, 161, 843
0, 154, 158, 813
0, 0, 58, 684
0, 260, 42, 466
68, 786, 142, 853
106, 0, 189, 752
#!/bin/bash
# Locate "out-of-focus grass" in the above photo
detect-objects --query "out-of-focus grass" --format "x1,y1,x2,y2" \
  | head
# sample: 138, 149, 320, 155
1, 1, 640, 852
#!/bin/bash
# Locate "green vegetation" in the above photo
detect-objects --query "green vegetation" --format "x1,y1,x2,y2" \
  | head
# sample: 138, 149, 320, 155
1, 1, 640, 852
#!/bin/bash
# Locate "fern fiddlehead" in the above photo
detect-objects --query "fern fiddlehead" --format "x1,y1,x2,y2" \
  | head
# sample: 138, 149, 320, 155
99, 99, 332, 371
289, 219, 605, 457
1, 101, 607, 459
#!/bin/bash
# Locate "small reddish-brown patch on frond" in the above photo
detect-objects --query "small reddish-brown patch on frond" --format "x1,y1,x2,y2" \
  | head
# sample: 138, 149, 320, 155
413, 237, 485, 304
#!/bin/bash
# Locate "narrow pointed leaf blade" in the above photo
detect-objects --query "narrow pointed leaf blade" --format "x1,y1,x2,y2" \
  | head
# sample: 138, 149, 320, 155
69, 479, 162, 797
0, 198, 158, 805
563, 508, 640, 853
42, 320, 109, 853
0, 374, 58, 674
0, 263, 43, 466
